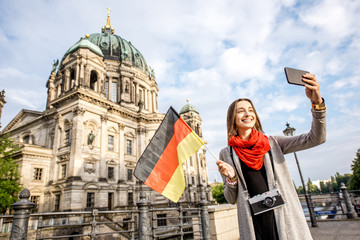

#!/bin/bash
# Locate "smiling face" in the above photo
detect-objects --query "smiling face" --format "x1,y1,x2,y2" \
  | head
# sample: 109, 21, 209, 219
227, 98, 264, 141
235, 100, 257, 135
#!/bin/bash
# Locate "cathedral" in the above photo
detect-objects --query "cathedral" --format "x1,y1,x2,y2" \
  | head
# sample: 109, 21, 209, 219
1, 12, 211, 212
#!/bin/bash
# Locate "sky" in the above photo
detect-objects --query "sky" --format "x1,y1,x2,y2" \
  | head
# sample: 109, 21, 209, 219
0, 0, 359, 187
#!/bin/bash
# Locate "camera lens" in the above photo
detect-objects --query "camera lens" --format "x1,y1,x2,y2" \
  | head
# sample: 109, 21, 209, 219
263, 197, 275, 207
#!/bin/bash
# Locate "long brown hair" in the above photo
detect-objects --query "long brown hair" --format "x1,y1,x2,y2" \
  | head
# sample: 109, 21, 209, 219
226, 98, 264, 141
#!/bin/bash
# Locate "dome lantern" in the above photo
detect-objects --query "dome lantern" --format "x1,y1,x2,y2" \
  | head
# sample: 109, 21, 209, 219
102, 7, 114, 34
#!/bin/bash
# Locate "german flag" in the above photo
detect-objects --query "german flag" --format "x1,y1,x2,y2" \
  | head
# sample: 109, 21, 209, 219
134, 107, 204, 203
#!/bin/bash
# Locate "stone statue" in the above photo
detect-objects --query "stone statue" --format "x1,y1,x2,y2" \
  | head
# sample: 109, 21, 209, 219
52, 59, 59, 72
138, 100, 144, 113
0, 89, 5, 101
149, 66, 155, 77
88, 131, 95, 145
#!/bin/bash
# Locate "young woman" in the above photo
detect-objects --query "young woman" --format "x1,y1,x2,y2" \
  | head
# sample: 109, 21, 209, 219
216, 73, 326, 240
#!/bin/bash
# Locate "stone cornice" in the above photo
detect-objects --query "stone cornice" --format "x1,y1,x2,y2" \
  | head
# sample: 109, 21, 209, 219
50, 88, 164, 124
15, 145, 53, 160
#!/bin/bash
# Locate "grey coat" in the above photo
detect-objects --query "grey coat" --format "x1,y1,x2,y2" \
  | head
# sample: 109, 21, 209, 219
220, 109, 326, 240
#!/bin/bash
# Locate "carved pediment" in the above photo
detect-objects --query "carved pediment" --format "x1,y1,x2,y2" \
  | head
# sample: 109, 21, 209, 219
125, 162, 135, 167
3, 109, 43, 132
106, 159, 117, 165
58, 154, 70, 162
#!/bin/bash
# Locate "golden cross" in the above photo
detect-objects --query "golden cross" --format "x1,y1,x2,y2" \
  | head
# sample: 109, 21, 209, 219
107, 7, 111, 16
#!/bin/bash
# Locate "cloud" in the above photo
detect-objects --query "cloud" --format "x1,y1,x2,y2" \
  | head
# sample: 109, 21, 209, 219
299, 0, 359, 46
0, 0, 360, 187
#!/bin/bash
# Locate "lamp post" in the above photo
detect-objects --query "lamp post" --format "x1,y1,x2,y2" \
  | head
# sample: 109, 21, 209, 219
283, 123, 318, 227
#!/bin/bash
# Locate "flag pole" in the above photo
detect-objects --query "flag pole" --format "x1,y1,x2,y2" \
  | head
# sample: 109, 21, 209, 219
204, 144, 234, 178
204, 144, 217, 161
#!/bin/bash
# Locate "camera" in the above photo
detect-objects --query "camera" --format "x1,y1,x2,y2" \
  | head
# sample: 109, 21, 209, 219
248, 189, 285, 215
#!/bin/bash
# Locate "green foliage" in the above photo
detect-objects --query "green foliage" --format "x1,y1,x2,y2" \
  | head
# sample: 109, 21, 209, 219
307, 177, 320, 194
329, 172, 352, 192
211, 183, 227, 204
0, 134, 21, 214
319, 181, 329, 193
296, 172, 353, 194
349, 148, 360, 190
297, 185, 304, 194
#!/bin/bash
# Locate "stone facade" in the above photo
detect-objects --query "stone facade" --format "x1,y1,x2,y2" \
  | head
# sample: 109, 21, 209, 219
1, 14, 211, 213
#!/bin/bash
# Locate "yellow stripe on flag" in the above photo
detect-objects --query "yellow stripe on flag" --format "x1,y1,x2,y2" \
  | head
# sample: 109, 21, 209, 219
162, 165, 185, 202
162, 131, 204, 202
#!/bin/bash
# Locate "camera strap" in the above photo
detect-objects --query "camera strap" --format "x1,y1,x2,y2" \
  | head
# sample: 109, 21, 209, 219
229, 146, 277, 189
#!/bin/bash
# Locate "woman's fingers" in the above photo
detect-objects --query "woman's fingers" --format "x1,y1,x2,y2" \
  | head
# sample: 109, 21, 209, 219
216, 160, 235, 178
303, 73, 322, 104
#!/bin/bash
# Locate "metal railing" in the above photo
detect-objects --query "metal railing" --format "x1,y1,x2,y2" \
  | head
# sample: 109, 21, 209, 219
0, 189, 211, 240
299, 188, 360, 220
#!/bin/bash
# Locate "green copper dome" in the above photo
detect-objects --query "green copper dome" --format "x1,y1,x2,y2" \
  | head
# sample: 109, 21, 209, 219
61, 13, 150, 76
180, 100, 199, 114
87, 32, 149, 75
64, 38, 104, 57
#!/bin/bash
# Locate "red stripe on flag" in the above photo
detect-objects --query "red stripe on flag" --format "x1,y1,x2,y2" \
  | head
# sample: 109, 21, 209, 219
144, 118, 192, 193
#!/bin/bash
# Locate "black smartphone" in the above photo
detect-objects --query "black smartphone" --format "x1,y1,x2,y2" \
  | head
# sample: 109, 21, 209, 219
284, 67, 309, 86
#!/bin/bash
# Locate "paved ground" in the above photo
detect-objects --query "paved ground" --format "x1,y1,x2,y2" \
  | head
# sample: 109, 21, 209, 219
308, 219, 360, 240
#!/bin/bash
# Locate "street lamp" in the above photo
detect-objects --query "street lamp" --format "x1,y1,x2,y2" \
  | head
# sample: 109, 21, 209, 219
283, 123, 318, 227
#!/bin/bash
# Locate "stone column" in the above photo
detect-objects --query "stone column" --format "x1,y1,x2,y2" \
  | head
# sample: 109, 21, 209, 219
80, 63, 85, 87
65, 69, 70, 91
144, 90, 148, 110
134, 82, 138, 104
51, 114, 63, 183
100, 114, 109, 180
118, 123, 125, 182
76, 61, 80, 86
137, 127, 147, 156
10, 189, 35, 240
199, 190, 211, 240
147, 90, 150, 110
340, 183, 357, 219
68, 107, 85, 177
155, 93, 158, 112
137, 191, 151, 239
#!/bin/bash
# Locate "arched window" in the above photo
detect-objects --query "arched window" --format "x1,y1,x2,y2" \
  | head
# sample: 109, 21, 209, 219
90, 71, 98, 91
23, 135, 30, 144
70, 69, 76, 88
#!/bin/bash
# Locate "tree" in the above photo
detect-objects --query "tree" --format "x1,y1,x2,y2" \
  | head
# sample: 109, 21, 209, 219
335, 172, 352, 187
349, 148, 360, 190
328, 172, 352, 192
319, 181, 329, 193
211, 183, 227, 204
0, 134, 21, 214
297, 185, 304, 194
307, 178, 320, 194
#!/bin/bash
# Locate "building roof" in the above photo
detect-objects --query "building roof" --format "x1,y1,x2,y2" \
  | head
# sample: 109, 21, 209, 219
63, 38, 104, 58
61, 12, 150, 76
180, 99, 199, 114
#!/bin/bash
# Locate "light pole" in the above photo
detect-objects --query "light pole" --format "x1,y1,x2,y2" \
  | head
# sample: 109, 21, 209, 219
283, 123, 318, 227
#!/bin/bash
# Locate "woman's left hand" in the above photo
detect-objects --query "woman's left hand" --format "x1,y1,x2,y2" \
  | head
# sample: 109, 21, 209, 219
303, 73, 322, 104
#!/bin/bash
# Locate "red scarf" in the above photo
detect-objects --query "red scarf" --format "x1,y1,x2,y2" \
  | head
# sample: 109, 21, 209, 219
228, 129, 270, 170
